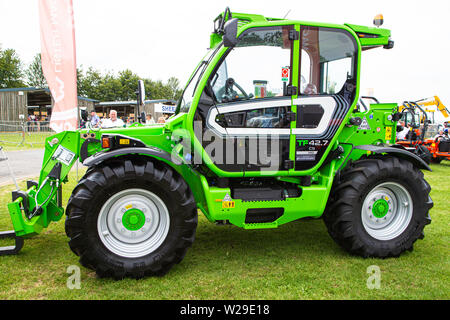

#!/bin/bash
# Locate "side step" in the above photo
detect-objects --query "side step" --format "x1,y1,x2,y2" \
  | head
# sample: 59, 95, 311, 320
243, 208, 284, 229
0, 231, 24, 256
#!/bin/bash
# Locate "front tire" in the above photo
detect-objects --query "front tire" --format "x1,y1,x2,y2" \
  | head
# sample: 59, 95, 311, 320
65, 157, 197, 279
324, 156, 433, 258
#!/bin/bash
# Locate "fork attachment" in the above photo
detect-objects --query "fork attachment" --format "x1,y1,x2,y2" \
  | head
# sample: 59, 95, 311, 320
0, 231, 24, 256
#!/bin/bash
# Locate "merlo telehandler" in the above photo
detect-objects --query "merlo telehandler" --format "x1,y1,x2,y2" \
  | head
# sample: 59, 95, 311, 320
1, 9, 433, 279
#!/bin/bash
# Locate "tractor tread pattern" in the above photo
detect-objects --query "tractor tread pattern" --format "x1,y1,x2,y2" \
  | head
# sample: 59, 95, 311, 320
65, 157, 197, 279
323, 155, 433, 258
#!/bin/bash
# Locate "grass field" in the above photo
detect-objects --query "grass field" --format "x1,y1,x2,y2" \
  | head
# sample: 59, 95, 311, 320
0, 132, 53, 151
0, 162, 448, 300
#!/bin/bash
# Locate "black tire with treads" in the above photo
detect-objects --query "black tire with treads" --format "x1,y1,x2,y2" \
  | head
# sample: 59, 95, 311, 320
65, 157, 197, 279
324, 156, 433, 258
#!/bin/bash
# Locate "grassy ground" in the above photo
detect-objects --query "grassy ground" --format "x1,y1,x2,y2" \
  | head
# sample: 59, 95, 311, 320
0, 162, 448, 300
0, 132, 52, 151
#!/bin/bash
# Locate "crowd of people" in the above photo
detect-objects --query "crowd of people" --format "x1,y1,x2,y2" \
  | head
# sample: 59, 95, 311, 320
396, 120, 449, 141
85, 110, 170, 129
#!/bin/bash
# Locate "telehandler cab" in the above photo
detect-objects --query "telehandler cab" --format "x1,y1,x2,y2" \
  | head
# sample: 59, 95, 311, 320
1, 9, 433, 279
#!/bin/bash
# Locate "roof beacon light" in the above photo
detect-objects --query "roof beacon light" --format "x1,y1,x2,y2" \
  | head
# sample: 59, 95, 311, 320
374, 14, 384, 27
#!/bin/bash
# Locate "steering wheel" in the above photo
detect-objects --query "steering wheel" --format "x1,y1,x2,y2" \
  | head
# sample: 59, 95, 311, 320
220, 78, 253, 102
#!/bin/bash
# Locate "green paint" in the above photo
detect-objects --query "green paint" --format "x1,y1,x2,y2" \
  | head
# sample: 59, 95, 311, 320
372, 199, 389, 218
122, 209, 146, 231
7, 9, 401, 239
298, 140, 309, 147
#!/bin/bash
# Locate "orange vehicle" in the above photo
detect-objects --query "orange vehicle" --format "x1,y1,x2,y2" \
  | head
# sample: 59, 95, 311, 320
396, 101, 433, 163
396, 100, 449, 163
426, 129, 450, 163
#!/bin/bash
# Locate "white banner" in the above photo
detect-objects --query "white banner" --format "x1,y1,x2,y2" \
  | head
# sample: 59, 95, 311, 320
154, 103, 176, 114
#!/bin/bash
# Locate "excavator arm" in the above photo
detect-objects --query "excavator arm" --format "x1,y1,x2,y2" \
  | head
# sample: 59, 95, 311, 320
416, 96, 449, 119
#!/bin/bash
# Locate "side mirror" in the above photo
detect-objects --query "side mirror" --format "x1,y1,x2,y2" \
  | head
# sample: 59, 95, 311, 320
223, 18, 238, 47
137, 80, 146, 106
138, 111, 146, 124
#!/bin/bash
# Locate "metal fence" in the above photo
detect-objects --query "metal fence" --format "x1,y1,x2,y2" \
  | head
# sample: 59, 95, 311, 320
0, 121, 54, 147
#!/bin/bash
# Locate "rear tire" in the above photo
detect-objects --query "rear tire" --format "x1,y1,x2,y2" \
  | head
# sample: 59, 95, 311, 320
65, 157, 197, 279
324, 156, 432, 258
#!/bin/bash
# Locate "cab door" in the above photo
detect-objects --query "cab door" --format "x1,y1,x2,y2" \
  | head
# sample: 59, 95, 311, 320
290, 25, 359, 172
203, 24, 299, 174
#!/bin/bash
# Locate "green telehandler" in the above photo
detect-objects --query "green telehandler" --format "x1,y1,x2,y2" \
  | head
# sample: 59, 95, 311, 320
1, 9, 433, 279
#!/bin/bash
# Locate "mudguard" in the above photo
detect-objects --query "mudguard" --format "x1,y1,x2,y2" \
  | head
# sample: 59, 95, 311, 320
354, 144, 432, 171
83, 147, 175, 167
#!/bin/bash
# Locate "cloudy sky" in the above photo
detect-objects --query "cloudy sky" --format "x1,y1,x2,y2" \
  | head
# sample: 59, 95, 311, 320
1, 0, 449, 121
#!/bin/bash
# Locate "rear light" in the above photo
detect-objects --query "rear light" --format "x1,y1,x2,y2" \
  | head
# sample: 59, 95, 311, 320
102, 137, 111, 149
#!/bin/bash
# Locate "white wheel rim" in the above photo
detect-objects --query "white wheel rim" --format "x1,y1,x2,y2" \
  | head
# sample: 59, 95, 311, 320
361, 182, 413, 241
97, 188, 170, 258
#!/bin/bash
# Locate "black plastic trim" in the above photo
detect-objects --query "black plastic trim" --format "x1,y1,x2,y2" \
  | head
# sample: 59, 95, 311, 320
83, 147, 174, 167
354, 145, 432, 171
80, 138, 101, 163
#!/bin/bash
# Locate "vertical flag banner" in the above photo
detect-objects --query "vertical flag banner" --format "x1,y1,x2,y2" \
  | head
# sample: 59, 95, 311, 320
39, 0, 78, 132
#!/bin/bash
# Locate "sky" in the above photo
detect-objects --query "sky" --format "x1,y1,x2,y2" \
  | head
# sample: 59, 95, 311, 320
0, 0, 449, 122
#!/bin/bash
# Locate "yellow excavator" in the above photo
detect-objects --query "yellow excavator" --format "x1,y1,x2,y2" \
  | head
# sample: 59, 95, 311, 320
413, 96, 449, 123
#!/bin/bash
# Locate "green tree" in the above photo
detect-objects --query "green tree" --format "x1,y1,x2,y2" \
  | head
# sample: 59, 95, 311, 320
77, 66, 103, 99
0, 46, 25, 88
76, 66, 182, 102
25, 53, 47, 88
167, 76, 183, 100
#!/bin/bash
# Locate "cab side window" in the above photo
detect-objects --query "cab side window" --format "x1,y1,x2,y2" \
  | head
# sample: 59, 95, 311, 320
211, 26, 294, 104
215, 107, 289, 128
300, 26, 357, 100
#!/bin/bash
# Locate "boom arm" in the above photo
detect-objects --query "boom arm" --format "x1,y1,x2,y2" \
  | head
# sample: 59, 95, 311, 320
416, 96, 449, 118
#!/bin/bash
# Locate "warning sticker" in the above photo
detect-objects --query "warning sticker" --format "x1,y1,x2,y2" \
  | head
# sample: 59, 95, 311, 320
281, 67, 290, 82
358, 117, 371, 130
385, 127, 392, 141
222, 194, 235, 209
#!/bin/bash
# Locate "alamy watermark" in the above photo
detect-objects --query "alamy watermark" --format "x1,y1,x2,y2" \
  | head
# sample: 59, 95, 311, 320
67, 265, 81, 290
170, 121, 287, 172
366, 265, 381, 289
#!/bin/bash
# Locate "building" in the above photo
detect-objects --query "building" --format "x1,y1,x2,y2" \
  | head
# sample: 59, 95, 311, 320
0, 87, 98, 122
0, 87, 177, 125
96, 99, 177, 121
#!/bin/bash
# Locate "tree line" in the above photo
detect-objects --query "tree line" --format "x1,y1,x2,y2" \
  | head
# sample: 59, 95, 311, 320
0, 45, 183, 102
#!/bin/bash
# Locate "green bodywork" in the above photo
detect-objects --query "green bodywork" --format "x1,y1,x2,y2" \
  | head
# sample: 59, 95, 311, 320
7, 11, 399, 237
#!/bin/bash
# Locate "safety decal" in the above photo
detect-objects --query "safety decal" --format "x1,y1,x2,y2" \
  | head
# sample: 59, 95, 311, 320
358, 117, 371, 130
385, 126, 392, 141
222, 194, 235, 209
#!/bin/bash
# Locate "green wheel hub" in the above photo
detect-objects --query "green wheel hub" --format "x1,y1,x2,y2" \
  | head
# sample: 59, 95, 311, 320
122, 208, 146, 231
372, 199, 389, 218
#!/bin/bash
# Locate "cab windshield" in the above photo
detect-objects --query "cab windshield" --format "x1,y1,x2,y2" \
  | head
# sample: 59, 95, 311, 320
177, 48, 217, 114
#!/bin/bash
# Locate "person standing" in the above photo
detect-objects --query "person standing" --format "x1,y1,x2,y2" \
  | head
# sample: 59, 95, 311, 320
146, 114, 155, 125
396, 121, 409, 140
